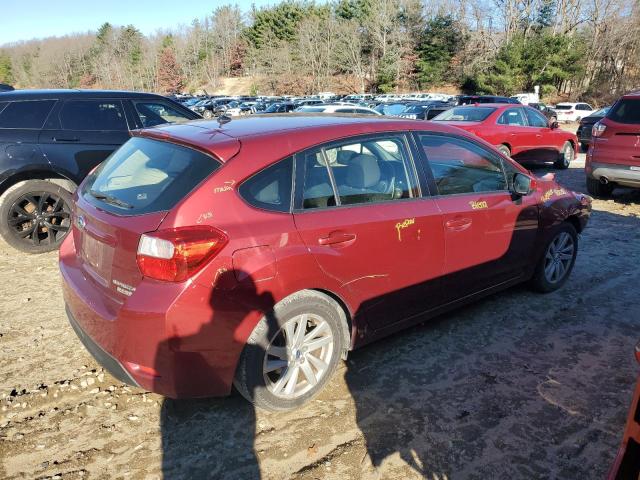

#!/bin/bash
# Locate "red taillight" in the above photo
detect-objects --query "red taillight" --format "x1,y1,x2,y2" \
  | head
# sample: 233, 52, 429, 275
136, 226, 227, 282
635, 341, 640, 364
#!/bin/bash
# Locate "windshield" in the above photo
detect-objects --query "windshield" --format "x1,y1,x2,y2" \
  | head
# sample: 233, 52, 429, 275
82, 137, 220, 215
265, 104, 281, 113
298, 106, 326, 112
403, 104, 428, 114
375, 103, 407, 115
433, 106, 496, 122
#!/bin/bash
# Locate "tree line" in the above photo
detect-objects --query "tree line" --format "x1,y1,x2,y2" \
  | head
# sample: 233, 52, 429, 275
0, 0, 638, 103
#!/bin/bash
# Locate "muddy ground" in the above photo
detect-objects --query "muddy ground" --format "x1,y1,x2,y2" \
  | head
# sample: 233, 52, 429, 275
1, 147, 640, 479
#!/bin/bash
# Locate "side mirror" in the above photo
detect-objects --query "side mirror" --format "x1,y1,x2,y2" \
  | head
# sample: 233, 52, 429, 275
512, 173, 533, 196
550, 121, 559, 129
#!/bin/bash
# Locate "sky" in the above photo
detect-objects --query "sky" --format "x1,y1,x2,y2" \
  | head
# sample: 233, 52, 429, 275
1, 0, 276, 46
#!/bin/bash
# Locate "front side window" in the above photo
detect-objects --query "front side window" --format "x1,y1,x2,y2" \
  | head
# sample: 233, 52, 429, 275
0, 100, 56, 129
83, 137, 220, 215
60, 100, 127, 131
239, 157, 293, 213
134, 101, 193, 128
420, 134, 507, 196
497, 108, 526, 126
301, 135, 417, 209
524, 108, 549, 127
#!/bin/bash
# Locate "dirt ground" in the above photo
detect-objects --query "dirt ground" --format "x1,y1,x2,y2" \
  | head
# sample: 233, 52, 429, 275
2, 143, 640, 479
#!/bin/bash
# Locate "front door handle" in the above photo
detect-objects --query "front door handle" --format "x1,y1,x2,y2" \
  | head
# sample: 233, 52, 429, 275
318, 232, 356, 246
445, 218, 472, 232
52, 137, 79, 142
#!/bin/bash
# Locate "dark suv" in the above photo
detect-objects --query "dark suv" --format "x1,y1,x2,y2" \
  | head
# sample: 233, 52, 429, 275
0, 89, 200, 253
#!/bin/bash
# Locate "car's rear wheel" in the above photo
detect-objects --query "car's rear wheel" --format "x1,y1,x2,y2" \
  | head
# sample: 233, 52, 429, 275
497, 144, 511, 157
530, 223, 578, 293
586, 176, 614, 197
0, 180, 73, 254
555, 141, 574, 169
234, 290, 345, 411
203, 110, 213, 119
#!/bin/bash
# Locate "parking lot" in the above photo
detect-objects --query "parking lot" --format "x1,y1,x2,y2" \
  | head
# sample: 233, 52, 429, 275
0, 144, 639, 479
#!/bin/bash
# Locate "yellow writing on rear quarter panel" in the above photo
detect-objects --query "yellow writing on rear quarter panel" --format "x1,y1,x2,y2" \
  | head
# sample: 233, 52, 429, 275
395, 218, 415, 241
469, 200, 488, 210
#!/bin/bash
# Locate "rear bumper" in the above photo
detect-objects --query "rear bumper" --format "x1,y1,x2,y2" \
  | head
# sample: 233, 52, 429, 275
59, 234, 245, 399
588, 162, 640, 188
66, 305, 139, 387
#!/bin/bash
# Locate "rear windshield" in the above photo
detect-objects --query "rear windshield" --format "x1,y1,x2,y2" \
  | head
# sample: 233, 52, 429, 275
554, 104, 572, 110
608, 99, 640, 124
82, 137, 220, 215
433, 106, 495, 122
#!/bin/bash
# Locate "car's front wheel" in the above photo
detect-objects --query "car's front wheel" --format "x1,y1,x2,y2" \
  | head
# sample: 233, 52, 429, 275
234, 290, 345, 411
202, 110, 213, 119
497, 144, 511, 157
555, 141, 574, 169
0, 180, 73, 254
530, 223, 578, 293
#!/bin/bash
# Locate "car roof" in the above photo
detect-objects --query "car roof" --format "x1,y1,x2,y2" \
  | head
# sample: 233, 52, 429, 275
134, 114, 475, 163
0, 89, 168, 100
622, 91, 640, 98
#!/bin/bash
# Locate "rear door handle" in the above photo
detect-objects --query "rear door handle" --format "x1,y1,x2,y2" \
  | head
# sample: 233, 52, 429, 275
52, 137, 79, 142
445, 218, 472, 231
318, 232, 356, 246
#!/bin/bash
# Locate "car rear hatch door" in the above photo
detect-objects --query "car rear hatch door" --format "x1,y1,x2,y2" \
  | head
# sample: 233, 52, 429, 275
72, 135, 223, 310
596, 99, 640, 167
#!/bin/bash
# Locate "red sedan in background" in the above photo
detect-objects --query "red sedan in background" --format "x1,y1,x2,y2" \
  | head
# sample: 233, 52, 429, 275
433, 104, 578, 169
608, 341, 640, 480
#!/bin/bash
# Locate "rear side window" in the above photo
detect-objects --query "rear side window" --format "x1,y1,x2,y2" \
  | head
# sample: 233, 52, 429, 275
608, 99, 640, 124
134, 101, 193, 127
420, 134, 507, 196
0, 100, 56, 129
60, 100, 127, 131
83, 137, 220, 215
239, 157, 293, 213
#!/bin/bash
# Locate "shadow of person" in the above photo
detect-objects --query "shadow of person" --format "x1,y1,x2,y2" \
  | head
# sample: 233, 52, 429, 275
156, 269, 277, 480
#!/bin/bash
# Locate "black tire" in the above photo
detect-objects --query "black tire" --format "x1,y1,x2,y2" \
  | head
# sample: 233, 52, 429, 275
530, 222, 578, 293
586, 176, 614, 198
580, 142, 589, 153
555, 141, 574, 169
497, 144, 511, 157
0, 180, 73, 254
233, 290, 345, 411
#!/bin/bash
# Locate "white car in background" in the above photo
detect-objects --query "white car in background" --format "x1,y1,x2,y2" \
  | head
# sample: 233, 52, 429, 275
554, 102, 596, 122
295, 104, 381, 115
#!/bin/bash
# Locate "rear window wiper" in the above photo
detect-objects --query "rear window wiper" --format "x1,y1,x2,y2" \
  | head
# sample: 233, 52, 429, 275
89, 189, 134, 209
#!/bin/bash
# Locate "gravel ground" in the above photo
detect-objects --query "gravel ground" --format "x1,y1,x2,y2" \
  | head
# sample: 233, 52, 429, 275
1, 147, 640, 479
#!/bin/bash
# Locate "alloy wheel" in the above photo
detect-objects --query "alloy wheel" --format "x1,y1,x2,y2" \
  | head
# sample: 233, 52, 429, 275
263, 313, 334, 399
563, 143, 574, 166
8, 191, 71, 247
544, 232, 575, 284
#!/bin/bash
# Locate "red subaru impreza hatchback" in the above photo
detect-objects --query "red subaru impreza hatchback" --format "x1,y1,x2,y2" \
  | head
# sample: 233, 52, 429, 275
60, 115, 591, 411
